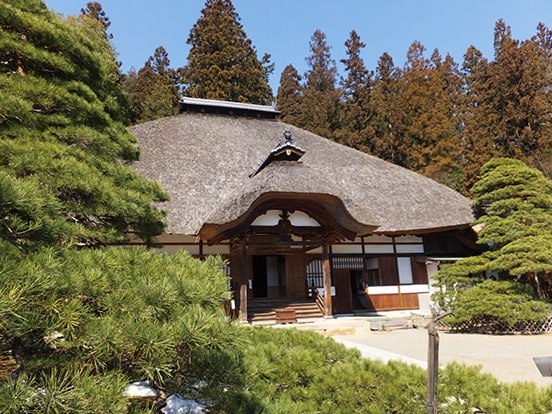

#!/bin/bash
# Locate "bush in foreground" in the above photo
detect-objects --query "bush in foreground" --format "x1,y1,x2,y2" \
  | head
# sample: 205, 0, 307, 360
0, 244, 240, 413
216, 327, 552, 413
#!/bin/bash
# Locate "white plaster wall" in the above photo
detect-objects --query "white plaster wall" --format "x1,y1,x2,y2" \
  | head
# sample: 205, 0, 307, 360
251, 209, 320, 227
363, 245, 394, 254
395, 244, 424, 254
155, 245, 200, 255
366, 286, 399, 295
397, 257, 413, 284
400, 284, 429, 294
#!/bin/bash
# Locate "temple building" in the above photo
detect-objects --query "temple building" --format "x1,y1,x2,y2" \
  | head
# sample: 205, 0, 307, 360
130, 97, 476, 322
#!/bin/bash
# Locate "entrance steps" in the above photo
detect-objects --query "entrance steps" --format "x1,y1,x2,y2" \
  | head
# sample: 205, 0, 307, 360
248, 297, 323, 323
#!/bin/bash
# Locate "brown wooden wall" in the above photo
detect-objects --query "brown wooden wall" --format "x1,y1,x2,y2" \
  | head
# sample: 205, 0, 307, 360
365, 292, 419, 311
286, 253, 306, 297
411, 257, 428, 284
379, 256, 399, 285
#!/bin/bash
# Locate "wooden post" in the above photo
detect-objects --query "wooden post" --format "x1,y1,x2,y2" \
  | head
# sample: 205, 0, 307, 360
427, 311, 452, 414
322, 243, 332, 317
427, 321, 439, 414
239, 238, 248, 323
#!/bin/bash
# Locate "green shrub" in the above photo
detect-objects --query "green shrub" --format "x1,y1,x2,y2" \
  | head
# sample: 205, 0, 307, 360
216, 326, 552, 413
446, 279, 549, 327
0, 243, 240, 412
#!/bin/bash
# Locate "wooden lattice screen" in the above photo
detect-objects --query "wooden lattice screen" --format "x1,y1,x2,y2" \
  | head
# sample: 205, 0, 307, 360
436, 315, 552, 335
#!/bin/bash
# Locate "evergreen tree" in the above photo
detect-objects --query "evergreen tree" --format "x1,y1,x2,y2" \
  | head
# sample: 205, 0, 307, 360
461, 20, 552, 189
0, 0, 167, 247
394, 42, 462, 188
422, 51, 464, 190
435, 158, 552, 303
182, 0, 273, 104
276, 64, 303, 125
459, 45, 496, 189
338, 30, 374, 149
300, 29, 341, 140
80, 1, 112, 40
124, 46, 179, 123
367, 53, 402, 163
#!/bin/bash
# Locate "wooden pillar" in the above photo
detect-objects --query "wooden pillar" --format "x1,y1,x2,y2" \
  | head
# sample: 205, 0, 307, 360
427, 321, 439, 414
322, 243, 332, 317
239, 238, 248, 323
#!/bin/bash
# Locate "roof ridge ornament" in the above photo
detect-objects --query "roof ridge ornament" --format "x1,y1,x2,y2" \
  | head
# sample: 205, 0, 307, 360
280, 129, 294, 145
249, 129, 306, 178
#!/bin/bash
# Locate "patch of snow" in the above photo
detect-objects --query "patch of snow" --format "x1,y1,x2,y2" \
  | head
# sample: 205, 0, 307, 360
161, 395, 206, 414
124, 381, 159, 399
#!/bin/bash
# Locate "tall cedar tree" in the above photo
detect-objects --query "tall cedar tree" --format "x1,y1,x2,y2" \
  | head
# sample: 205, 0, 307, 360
368, 52, 403, 164
459, 45, 495, 189
337, 30, 374, 149
80, 1, 112, 40
124, 46, 179, 123
183, 0, 273, 104
300, 30, 341, 140
0, 0, 167, 247
276, 64, 303, 125
392, 42, 463, 189
428, 51, 465, 191
461, 20, 552, 188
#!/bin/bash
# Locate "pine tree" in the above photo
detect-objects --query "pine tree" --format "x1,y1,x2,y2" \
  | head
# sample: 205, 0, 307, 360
435, 158, 552, 302
300, 30, 341, 140
276, 64, 303, 125
182, 0, 273, 104
0, 244, 240, 413
0, 0, 167, 247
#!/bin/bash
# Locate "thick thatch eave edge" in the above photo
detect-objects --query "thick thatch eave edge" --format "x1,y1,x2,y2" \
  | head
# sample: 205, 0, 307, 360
199, 191, 379, 243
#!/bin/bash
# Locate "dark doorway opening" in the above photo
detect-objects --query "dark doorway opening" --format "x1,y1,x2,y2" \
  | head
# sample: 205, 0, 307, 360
252, 255, 286, 298
350, 270, 366, 310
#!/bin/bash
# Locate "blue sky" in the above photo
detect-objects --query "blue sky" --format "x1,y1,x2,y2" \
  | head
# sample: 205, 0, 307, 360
44, 0, 551, 93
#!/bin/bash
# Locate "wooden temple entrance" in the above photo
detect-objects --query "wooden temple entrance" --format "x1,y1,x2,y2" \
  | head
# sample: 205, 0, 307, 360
197, 131, 379, 323
230, 222, 339, 323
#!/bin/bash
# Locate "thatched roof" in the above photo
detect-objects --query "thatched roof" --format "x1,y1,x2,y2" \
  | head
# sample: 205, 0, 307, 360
130, 106, 474, 240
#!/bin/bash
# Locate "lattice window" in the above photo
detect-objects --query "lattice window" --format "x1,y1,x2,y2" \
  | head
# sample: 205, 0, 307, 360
306, 258, 324, 290
332, 256, 364, 269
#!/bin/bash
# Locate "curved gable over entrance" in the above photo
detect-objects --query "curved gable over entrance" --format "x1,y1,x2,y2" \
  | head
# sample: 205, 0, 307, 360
199, 191, 378, 243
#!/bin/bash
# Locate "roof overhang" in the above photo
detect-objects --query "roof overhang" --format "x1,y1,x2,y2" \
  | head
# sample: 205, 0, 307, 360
198, 192, 379, 244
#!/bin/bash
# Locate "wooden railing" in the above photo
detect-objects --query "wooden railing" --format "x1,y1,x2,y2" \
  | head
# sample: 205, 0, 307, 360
312, 288, 325, 315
